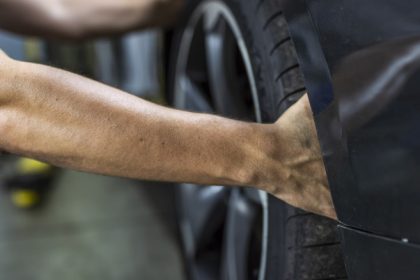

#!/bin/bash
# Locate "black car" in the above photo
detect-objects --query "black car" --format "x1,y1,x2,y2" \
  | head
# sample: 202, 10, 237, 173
166, 0, 420, 279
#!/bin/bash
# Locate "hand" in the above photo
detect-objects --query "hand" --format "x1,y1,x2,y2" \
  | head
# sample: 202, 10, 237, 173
264, 95, 337, 220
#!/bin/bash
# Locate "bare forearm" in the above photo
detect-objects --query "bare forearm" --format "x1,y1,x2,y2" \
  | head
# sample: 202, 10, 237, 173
0, 59, 274, 187
0, 0, 183, 40
0, 50, 336, 219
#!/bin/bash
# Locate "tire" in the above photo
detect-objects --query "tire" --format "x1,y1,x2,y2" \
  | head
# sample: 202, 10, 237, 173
168, 0, 347, 279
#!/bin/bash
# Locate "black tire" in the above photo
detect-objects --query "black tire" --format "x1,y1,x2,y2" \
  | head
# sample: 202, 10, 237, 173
168, 0, 347, 279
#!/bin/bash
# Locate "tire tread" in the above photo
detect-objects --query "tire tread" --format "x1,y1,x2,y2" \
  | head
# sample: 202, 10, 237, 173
256, 1, 347, 279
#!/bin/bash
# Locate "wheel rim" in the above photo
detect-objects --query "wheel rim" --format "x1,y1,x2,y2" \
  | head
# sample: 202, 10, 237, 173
173, 1, 268, 280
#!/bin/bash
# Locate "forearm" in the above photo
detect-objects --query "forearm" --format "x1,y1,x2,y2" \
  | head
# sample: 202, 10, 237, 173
0, 51, 336, 219
0, 0, 183, 40
0, 59, 274, 186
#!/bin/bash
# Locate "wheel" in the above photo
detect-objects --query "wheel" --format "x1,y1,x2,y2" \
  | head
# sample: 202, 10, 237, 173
168, 0, 347, 279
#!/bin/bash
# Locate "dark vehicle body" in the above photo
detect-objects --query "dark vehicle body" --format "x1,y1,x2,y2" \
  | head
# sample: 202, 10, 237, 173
283, 0, 420, 278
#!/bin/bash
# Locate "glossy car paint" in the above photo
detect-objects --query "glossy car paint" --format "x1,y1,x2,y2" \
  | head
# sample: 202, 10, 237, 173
280, 0, 420, 278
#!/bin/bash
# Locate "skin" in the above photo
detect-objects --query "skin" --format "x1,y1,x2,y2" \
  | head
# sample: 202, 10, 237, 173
0, 0, 184, 40
0, 51, 336, 219
0, 0, 337, 219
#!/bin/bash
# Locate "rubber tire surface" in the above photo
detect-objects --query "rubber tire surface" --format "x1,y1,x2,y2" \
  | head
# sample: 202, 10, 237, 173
169, 0, 348, 279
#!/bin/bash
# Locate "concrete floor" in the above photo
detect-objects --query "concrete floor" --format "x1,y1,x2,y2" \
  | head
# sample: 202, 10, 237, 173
0, 169, 185, 280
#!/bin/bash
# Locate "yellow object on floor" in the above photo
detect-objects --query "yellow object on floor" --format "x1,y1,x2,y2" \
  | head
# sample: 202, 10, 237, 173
17, 158, 52, 174
11, 190, 40, 209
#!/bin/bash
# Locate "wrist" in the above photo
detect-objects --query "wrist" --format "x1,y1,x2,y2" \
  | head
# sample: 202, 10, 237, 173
232, 123, 287, 189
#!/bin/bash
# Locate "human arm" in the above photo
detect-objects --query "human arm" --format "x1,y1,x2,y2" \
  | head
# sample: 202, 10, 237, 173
0, 0, 183, 40
0, 51, 336, 219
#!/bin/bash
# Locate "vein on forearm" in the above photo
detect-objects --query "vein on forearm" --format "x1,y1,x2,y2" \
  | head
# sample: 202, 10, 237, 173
1, 61, 268, 187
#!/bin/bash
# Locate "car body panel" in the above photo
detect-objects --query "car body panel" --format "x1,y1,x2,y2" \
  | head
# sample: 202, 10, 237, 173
281, 0, 420, 277
340, 226, 420, 280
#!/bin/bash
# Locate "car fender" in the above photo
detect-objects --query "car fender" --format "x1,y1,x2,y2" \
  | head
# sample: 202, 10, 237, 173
281, 0, 420, 278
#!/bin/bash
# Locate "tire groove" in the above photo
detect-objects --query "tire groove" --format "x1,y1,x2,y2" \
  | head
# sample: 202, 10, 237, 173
269, 37, 291, 55
302, 241, 341, 249
256, 0, 265, 11
287, 242, 341, 250
275, 63, 300, 81
276, 86, 306, 106
263, 11, 284, 30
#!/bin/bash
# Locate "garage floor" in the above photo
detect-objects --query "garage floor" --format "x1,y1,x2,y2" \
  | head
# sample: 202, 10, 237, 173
0, 169, 185, 280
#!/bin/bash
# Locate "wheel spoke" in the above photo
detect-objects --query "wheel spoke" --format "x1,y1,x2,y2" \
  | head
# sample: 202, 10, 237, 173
173, 3, 266, 280
221, 189, 260, 280
203, 12, 248, 118
177, 74, 214, 113
178, 184, 229, 256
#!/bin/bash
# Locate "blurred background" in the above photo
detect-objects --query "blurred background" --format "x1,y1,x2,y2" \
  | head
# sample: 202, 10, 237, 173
0, 30, 185, 280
